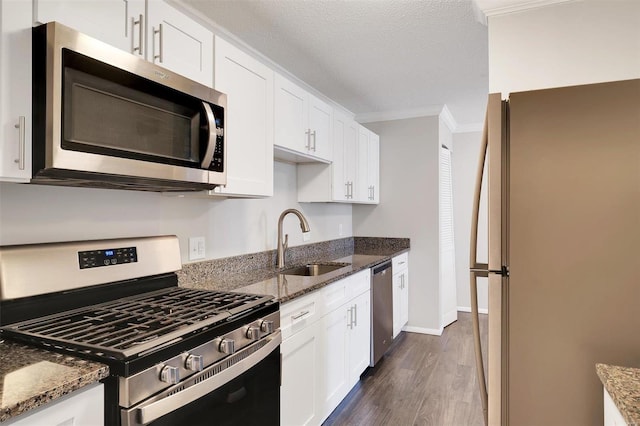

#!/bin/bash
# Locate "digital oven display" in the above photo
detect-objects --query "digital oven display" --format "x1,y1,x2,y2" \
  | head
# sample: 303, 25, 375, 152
78, 246, 137, 269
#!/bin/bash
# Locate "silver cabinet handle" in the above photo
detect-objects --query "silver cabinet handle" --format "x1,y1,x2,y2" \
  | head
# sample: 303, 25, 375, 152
14, 116, 25, 170
345, 182, 349, 199
305, 129, 311, 150
291, 310, 310, 320
349, 182, 353, 199
347, 307, 353, 329
372, 185, 375, 200
132, 14, 143, 55
353, 304, 357, 327
153, 23, 163, 63
311, 130, 317, 152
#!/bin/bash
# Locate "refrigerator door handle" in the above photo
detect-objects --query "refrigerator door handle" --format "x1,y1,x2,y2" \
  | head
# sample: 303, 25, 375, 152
469, 106, 489, 426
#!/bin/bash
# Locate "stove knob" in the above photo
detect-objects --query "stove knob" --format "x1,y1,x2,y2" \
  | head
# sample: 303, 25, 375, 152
246, 325, 261, 341
260, 320, 274, 334
160, 365, 180, 384
219, 338, 235, 354
185, 354, 204, 372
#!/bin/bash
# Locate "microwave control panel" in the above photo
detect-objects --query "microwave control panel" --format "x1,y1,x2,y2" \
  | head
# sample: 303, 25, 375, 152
211, 131, 224, 172
78, 247, 138, 269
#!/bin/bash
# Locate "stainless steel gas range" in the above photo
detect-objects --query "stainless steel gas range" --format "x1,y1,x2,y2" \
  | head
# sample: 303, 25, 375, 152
0, 236, 280, 426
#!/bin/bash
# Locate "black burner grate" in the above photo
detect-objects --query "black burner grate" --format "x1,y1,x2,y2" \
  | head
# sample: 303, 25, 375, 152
1, 288, 272, 360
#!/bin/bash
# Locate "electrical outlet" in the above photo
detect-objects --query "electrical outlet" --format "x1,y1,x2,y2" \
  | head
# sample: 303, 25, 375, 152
189, 237, 206, 261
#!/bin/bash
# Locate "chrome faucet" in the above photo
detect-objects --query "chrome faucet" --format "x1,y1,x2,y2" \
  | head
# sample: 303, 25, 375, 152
277, 209, 311, 269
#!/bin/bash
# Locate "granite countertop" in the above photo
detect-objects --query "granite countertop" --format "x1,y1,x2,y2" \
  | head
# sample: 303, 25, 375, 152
596, 363, 640, 425
0, 340, 109, 423
181, 237, 410, 303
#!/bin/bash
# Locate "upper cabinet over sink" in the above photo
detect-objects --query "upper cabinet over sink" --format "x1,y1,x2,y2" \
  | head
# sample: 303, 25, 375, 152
274, 73, 333, 163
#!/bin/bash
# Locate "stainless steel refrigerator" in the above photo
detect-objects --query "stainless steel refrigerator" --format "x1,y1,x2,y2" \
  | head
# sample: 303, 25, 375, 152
469, 79, 640, 426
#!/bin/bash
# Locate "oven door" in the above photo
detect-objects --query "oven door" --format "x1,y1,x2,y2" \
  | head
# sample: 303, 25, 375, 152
121, 331, 281, 426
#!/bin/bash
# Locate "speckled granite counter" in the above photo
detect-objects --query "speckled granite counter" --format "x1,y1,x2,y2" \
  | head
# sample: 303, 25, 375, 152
179, 237, 410, 302
0, 341, 109, 423
596, 363, 640, 425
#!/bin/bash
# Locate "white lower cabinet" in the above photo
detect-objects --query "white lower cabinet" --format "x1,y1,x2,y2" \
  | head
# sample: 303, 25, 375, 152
392, 253, 409, 338
5, 383, 104, 426
281, 269, 371, 426
281, 319, 322, 426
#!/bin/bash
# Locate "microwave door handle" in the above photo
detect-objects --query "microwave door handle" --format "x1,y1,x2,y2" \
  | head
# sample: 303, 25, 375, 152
200, 102, 217, 169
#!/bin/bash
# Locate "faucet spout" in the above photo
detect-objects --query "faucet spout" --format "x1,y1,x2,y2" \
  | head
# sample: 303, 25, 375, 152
277, 209, 311, 269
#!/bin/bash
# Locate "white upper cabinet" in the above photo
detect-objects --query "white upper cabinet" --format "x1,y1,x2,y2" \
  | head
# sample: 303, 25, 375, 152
308, 94, 333, 161
146, 0, 213, 87
274, 73, 332, 163
297, 109, 358, 203
34, 0, 213, 87
34, 0, 145, 54
1, 0, 32, 182
356, 125, 380, 204
211, 36, 274, 197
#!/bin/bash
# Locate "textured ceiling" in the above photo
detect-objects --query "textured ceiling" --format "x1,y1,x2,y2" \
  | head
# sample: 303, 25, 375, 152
183, 0, 489, 128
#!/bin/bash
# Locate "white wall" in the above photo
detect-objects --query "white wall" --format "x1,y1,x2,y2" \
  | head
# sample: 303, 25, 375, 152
452, 130, 488, 313
353, 116, 442, 334
0, 161, 352, 262
488, 0, 640, 95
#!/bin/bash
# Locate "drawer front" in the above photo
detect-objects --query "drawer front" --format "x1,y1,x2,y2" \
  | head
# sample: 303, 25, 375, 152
392, 252, 408, 271
350, 269, 371, 297
322, 276, 351, 313
281, 290, 321, 340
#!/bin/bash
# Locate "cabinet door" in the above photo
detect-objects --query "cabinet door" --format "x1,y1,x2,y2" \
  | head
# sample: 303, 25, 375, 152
368, 132, 380, 203
308, 94, 332, 161
212, 36, 273, 197
0, 0, 32, 182
34, 0, 145, 54
147, 0, 213, 87
274, 73, 308, 153
400, 269, 409, 327
392, 271, 402, 338
348, 290, 371, 387
318, 306, 350, 421
281, 321, 321, 426
332, 111, 348, 200
344, 120, 359, 200
356, 125, 370, 202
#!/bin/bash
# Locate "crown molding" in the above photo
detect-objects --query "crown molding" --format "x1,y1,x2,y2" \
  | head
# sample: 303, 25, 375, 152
472, 0, 578, 24
355, 106, 445, 124
455, 122, 485, 133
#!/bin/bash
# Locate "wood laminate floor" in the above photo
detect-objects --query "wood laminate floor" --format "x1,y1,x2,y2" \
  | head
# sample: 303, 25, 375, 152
323, 312, 488, 426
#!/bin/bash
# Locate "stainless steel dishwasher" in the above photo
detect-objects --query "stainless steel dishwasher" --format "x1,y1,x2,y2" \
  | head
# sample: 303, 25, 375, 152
370, 261, 393, 366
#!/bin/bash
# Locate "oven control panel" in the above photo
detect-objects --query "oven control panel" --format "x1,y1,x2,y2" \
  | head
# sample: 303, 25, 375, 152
78, 246, 138, 269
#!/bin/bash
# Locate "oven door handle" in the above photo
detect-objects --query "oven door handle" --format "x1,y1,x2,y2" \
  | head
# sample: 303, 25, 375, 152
200, 101, 217, 169
122, 331, 281, 426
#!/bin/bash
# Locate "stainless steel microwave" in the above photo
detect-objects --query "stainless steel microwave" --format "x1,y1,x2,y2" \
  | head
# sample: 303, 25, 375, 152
32, 22, 227, 191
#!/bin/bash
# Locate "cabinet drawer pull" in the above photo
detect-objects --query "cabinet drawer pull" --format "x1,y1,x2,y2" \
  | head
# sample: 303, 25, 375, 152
311, 130, 317, 151
14, 116, 25, 170
291, 310, 310, 320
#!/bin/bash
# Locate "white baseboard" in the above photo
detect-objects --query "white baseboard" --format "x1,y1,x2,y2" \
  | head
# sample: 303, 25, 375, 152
402, 325, 443, 336
457, 306, 489, 315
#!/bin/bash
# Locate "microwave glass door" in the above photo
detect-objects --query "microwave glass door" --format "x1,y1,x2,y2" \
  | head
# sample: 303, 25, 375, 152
61, 49, 223, 172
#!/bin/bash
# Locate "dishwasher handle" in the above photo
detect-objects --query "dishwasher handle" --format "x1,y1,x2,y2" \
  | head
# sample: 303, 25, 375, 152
372, 261, 392, 275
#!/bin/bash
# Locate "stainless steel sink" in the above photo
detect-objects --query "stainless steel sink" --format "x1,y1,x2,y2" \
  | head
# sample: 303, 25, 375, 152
281, 262, 350, 277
